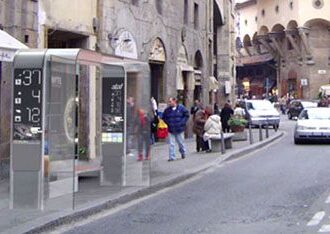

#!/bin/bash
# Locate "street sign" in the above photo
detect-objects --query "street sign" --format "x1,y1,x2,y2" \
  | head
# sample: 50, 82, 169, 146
301, 79, 308, 86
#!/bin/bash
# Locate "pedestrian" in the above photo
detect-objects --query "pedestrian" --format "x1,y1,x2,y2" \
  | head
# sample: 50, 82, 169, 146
220, 102, 234, 133
190, 99, 202, 120
203, 110, 222, 152
213, 103, 220, 115
233, 103, 245, 118
193, 106, 212, 152
279, 95, 287, 114
135, 108, 151, 161
162, 97, 190, 161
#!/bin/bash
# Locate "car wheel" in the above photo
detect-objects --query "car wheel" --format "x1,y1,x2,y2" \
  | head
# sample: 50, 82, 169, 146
288, 112, 292, 120
294, 138, 303, 144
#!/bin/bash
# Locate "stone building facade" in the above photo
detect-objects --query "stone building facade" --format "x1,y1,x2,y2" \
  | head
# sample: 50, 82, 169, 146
236, 0, 330, 100
0, 0, 235, 162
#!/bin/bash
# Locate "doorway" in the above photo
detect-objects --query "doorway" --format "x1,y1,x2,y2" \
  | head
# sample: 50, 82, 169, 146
150, 63, 164, 103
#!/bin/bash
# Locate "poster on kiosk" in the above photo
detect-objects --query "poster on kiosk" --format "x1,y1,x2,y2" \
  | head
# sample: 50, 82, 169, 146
101, 65, 126, 186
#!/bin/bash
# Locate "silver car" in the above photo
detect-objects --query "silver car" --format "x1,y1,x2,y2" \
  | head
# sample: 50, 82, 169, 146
243, 100, 280, 129
294, 107, 330, 144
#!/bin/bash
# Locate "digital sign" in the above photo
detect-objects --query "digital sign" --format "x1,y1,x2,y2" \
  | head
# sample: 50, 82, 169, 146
13, 68, 43, 141
102, 77, 125, 142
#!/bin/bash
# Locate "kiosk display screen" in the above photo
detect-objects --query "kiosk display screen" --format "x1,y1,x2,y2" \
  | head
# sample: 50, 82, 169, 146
102, 77, 125, 143
13, 68, 43, 141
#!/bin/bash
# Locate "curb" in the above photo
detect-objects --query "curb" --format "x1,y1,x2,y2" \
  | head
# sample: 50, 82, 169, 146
22, 131, 284, 234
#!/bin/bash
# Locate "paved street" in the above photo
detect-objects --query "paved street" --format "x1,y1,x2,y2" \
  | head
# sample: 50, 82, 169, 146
57, 117, 330, 234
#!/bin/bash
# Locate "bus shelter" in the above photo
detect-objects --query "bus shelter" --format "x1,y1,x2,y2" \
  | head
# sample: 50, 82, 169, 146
10, 49, 151, 210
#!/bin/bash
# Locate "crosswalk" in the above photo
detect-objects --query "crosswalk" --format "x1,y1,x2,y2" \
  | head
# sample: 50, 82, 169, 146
307, 194, 330, 232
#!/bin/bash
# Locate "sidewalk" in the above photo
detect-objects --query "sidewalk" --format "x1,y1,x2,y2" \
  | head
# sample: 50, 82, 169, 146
0, 128, 283, 234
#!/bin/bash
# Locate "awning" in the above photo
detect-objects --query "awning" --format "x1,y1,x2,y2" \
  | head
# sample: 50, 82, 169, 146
0, 30, 28, 62
176, 64, 195, 90
209, 76, 219, 91
194, 70, 202, 86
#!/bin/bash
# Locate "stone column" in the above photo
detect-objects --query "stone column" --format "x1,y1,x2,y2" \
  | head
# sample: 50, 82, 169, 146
298, 27, 315, 65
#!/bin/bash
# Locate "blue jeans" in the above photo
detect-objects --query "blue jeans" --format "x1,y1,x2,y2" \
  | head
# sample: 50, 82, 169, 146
168, 132, 186, 160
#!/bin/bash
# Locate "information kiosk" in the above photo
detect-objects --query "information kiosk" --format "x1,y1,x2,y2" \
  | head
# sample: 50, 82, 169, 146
11, 49, 150, 210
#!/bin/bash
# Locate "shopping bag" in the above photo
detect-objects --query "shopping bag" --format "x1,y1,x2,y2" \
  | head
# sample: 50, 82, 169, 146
157, 119, 168, 139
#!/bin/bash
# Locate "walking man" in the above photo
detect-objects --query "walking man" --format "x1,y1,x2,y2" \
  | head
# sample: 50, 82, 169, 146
162, 97, 189, 161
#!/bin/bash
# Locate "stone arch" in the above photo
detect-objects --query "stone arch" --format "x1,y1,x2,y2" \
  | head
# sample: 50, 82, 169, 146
243, 34, 252, 47
149, 37, 166, 63
271, 24, 285, 32
259, 26, 269, 35
303, 18, 330, 49
304, 18, 330, 28
287, 20, 298, 30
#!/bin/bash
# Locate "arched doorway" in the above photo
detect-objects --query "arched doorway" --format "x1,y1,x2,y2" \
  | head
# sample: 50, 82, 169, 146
149, 38, 166, 103
194, 50, 203, 101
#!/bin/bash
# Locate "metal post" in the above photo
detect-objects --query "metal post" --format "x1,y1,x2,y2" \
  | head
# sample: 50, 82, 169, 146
259, 124, 263, 141
249, 123, 253, 144
265, 120, 269, 138
220, 131, 225, 154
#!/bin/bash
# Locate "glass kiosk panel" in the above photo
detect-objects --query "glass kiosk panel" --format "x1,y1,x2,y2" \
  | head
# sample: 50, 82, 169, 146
44, 55, 76, 210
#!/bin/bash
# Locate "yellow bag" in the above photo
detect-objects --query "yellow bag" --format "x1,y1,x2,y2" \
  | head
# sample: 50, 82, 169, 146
158, 119, 168, 129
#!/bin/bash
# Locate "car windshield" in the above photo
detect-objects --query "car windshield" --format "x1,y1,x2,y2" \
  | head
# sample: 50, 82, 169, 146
249, 101, 274, 110
299, 108, 330, 120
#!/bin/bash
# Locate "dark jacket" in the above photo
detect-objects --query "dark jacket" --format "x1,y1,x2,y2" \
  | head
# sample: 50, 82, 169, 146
162, 104, 189, 134
193, 110, 207, 137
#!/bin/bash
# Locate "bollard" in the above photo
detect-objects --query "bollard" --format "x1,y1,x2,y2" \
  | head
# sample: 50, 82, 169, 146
259, 123, 263, 141
220, 131, 226, 154
249, 123, 253, 144
265, 123, 269, 138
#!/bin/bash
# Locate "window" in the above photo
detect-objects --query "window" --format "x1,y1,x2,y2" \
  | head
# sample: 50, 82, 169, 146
289, 1, 293, 9
194, 3, 199, 30
155, 0, 162, 14
24, 35, 29, 43
184, 0, 188, 25
313, 0, 324, 9
244, 19, 248, 26
255, 16, 258, 22
275, 5, 279, 13
261, 9, 265, 16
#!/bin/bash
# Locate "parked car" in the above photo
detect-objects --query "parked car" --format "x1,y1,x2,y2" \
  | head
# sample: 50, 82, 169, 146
287, 100, 317, 119
239, 99, 280, 129
294, 107, 330, 144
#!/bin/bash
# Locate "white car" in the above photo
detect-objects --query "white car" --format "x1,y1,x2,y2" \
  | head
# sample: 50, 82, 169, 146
294, 107, 330, 144
243, 100, 280, 129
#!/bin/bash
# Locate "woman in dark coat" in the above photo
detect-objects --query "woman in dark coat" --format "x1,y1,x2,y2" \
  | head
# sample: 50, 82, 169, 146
220, 103, 234, 133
